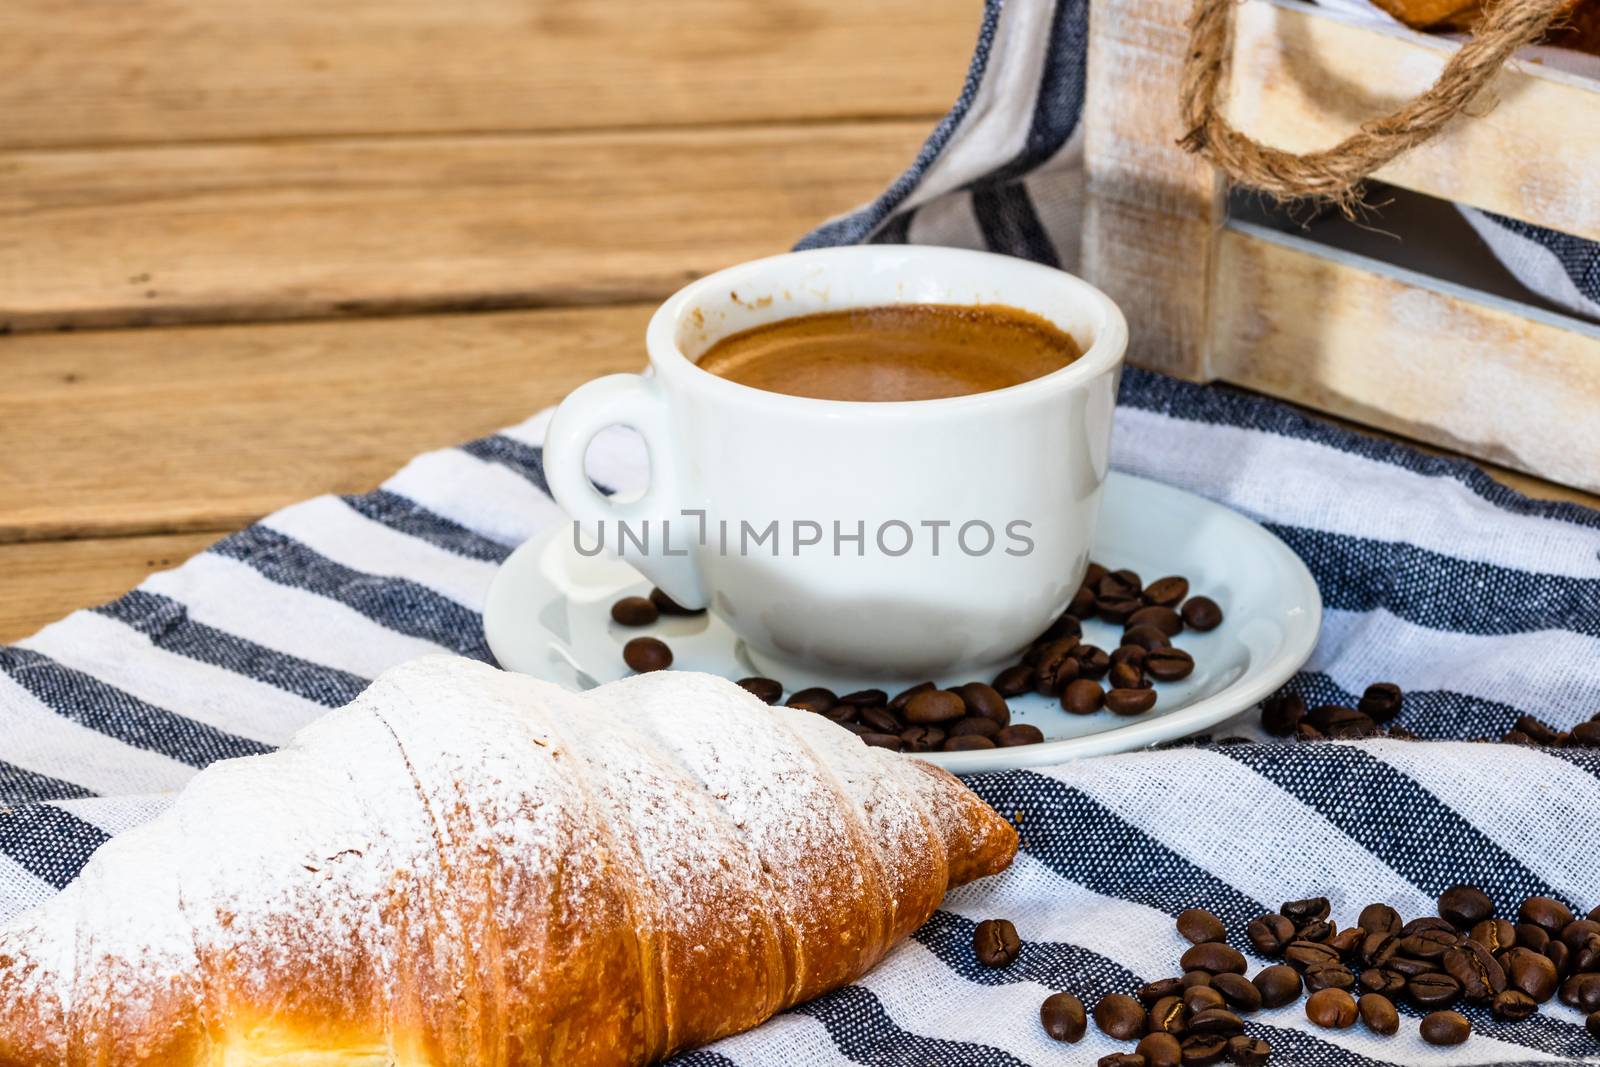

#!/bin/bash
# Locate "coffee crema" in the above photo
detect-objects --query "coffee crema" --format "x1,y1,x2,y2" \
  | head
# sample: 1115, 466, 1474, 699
694, 303, 1082, 402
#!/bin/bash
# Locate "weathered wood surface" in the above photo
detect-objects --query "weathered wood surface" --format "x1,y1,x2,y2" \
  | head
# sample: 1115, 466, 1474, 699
1211, 223, 1600, 493
0, 121, 928, 333
0, 0, 974, 148
1226, 0, 1600, 244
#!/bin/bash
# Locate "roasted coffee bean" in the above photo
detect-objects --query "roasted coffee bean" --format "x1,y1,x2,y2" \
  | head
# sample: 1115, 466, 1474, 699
841, 722, 876, 736
785, 686, 837, 712
1545, 939, 1571, 977
1283, 897, 1331, 924
1062, 679, 1106, 715
1106, 687, 1159, 715
1123, 624, 1173, 651
1110, 661, 1149, 691
1099, 569, 1142, 600
610, 595, 660, 626
836, 688, 888, 707
904, 689, 966, 724
1303, 962, 1355, 992
1516, 922, 1551, 951
1136, 1033, 1182, 1067
1419, 1010, 1470, 1046
1296, 920, 1335, 944
1360, 968, 1406, 996
1285, 940, 1341, 970
1129, 604, 1185, 635
1401, 916, 1458, 937
1592, 904, 1600, 921
860, 705, 902, 733
1180, 1034, 1228, 1066
1470, 918, 1517, 953
1182, 596, 1224, 631
889, 681, 935, 710
1357, 992, 1399, 1035
1328, 926, 1366, 959
1296, 721, 1325, 741
1571, 933, 1600, 973
996, 723, 1046, 747
1398, 928, 1459, 959
898, 725, 945, 753
1588, 1010, 1600, 1041
1388, 723, 1421, 739
1067, 585, 1099, 619
1146, 648, 1197, 682
1562, 918, 1600, 947
1443, 940, 1506, 1002
954, 683, 1010, 726
1501, 946, 1560, 1001
1492, 989, 1538, 1020
648, 587, 704, 616
991, 664, 1034, 697
1034, 638, 1083, 695
1182, 942, 1247, 975
1178, 908, 1228, 946
1439, 884, 1494, 928
1572, 721, 1600, 746
1261, 693, 1306, 736
1254, 964, 1303, 1008
1225, 1036, 1270, 1066
1502, 729, 1535, 745
942, 734, 995, 751
1186, 1009, 1244, 1036
1560, 973, 1600, 1012
859, 732, 903, 750
1305, 704, 1378, 738
1097, 595, 1144, 624
1111, 643, 1149, 668
1185, 985, 1226, 1013
1083, 562, 1110, 587
947, 716, 1002, 740
1040, 991, 1087, 1042
1036, 613, 1084, 645
1140, 978, 1186, 1005
1514, 715, 1565, 746
737, 676, 784, 704
1359, 903, 1403, 936
1306, 988, 1358, 1028
1075, 644, 1112, 679
1521, 896, 1577, 933
1148, 995, 1187, 1035
622, 636, 672, 672
1097, 1054, 1145, 1067
1143, 575, 1191, 606
821, 703, 860, 725
1247, 914, 1296, 956
1356, 682, 1403, 723
1407, 972, 1462, 1008
1210, 973, 1262, 1012
1387, 954, 1442, 979
1095, 993, 1148, 1039
1184, 970, 1214, 988
972, 919, 1021, 967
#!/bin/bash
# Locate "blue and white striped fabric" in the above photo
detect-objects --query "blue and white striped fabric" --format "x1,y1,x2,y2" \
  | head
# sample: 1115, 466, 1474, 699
4, 2, 1600, 1065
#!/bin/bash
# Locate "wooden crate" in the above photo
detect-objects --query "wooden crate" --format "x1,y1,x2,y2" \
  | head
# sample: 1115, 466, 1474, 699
1080, 0, 1600, 492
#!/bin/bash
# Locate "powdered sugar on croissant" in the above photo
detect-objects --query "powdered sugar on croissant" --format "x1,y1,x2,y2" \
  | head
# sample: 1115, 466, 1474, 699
0, 656, 1016, 1066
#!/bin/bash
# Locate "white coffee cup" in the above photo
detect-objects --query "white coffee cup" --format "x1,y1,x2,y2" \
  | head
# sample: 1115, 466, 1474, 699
544, 245, 1127, 683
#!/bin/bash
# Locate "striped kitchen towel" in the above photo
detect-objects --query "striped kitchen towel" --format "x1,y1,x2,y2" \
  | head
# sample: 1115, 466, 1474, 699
4, 1, 1600, 1065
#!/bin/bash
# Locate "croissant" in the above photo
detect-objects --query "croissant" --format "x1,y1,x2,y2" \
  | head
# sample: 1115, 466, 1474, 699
0, 655, 1016, 1066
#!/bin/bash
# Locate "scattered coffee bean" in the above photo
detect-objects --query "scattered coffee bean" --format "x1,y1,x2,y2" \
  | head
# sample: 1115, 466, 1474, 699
1122, 624, 1172, 651
1148, 995, 1187, 1035
1183, 970, 1215, 988
1067, 585, 1099, 618
1181, 596, 1224, 631
1516, 922, 1551, 951
955, 682, 1010, 726
1285, 940, 1340, 970
1360, 968, 1406, 996
904, 689, 966, 724
995, 723, 1046, 747
1096, 595, 1143, 624
1260, 693, 1306, 736
1139, 978, 1186, 1005
1106, 687, 1159, 716
1442, 940, 1505, 1002
785, 686, 837, 713
1283, 897, 1332, 924
1128, 604, 1184, 635
610, 595, 660, 626
1407, 972, 1463, 1007
1180, 1034, 1228, 1065
1145, 648, 1196, 682
1545, 939, 1571, 977
1254, 964, 1302, 1008
1419, 1010, 1470, 1046
1225, 1036, 1270, 1066
1184, 985, 1226, 1013
1062, 678, 1106, 715
1034, 638, 1083, 695
1306, 704, 1378, 738
648, 586, 703, 616
1387, 954, 1442, 979
972, 919, 1021, 967
991, 663, 1033, 697
737, 676, 783, 704
1040, 991, 1087, 1042
821, 703, 859, 725
1182, 942, 1247, 975
1186, 1008, 1245, 1036
1100, 569, 1141, 599
1358, 992, 1399, 1035
1247, 914, 1296, 956
622, 636, 672, 672
889, 682, 934, 710
1359, 903, 1403, 936
1096, 1054, 1144, 1067
1400, 916, 1457, 937
1560, 973, 1600, 1012
1135, 1033, 1182, 1067
942, 734, 995, 751
1176, 908, 1228, 947
1492, 989, 1538, 1020
1209, 973, 1261, 1012
948, 716, 1002, 740
1296, 919, 1335, 944
1303, 962, 1355, 992
1573, 722, 1600, 746
1075, 644, 1112, 679
1111, 644, 1149, 669
1094, 993, 1148, 1039
1520, 896, 1577, 934
898, 725, 945, 753
837, 688, 888, 707
1109, 661, 1148, 691
1468, 918, 1516, 953
859, 732, 903, 751
859, 705, 901, 733
1563, 918, 1600, 949
1327, 926, 1365, 958
1355, 682, 1402, 723
1397, 928, 1458, 959
1305, 988, 1358, 1028
1143, 575, 1190, 606
1502, 946, 1560, 1001
1588, 1010, 1600, 1042
1438, 884, 1494, 928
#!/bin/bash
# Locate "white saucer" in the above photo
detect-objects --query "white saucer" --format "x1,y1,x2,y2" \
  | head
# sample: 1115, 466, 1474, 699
484, 472, 1322, 772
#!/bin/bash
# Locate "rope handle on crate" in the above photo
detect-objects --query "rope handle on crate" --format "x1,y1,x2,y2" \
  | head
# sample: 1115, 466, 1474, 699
1177, 0, 1571, 211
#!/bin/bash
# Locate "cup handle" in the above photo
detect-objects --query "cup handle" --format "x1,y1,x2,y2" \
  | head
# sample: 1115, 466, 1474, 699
543, 373, 708, 609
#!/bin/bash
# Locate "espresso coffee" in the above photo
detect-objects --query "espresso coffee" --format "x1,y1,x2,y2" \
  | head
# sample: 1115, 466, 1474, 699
694, 303, 1082, 401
